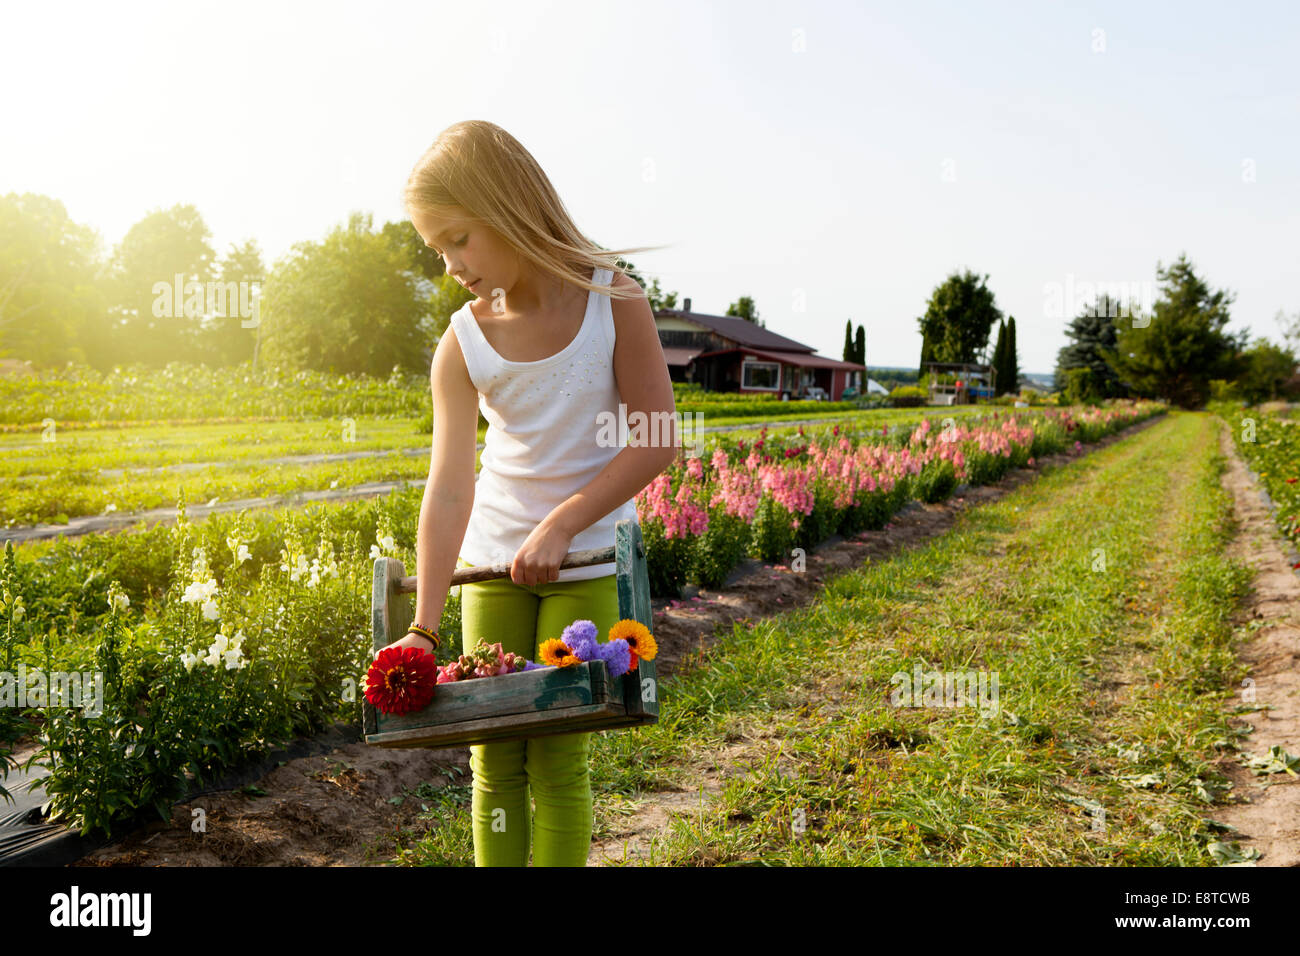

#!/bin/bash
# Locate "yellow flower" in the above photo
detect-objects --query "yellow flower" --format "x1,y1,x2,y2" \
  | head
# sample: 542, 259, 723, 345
539, 638, 580, 667
609, 619, 656, 661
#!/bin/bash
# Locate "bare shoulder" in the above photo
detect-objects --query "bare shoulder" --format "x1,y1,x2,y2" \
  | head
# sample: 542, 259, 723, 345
430, 320, 475, 399
608, 270, 653, 327
608, 269, 645, 298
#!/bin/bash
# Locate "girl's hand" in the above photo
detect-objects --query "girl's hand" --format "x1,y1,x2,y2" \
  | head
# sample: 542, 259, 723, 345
512, 517, 575, 586
374, 631, 438, 661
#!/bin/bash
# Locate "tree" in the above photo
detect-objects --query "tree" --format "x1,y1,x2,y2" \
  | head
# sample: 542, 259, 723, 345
1275, 307, 1300, 353
726, 295, 763, 328
1003, 316, 1019, 394
916, 269, 1003, 366
1234, 338, 1297, 405
380, 219, 445, 281
199, 239, 266, 368
258, 211, 434, 377
1054, 294, 1127, 398
105, 203, 218, 367
991, 320, 1007, 394
0, 193, 107, 368
843, 321, 864, 365
1101, 254, 1245, 409
918, 330, 936, 374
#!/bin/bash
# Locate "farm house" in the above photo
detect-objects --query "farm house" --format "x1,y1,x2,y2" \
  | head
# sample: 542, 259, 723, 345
654, 298, 865, 401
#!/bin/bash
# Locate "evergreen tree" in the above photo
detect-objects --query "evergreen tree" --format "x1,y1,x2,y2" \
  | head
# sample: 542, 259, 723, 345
991, 320, 1007, 394
855, 325, 865, 366
1004, 316, 1019, 394
842, 319, 854, 362
1054, 295, 1125, 397
1103, 254, 1245, 408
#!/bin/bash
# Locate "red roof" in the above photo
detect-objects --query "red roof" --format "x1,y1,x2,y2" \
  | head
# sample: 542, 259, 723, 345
695, 346, 863, 371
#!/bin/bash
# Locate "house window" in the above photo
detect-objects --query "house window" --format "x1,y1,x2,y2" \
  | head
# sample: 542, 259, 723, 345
742, 360, 780, 390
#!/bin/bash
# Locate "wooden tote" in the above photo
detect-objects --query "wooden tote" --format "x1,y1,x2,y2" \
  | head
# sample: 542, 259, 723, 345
363, 518, 659, 749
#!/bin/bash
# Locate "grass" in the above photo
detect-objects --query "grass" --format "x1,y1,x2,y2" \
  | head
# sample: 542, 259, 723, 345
391, 410, 1256, 866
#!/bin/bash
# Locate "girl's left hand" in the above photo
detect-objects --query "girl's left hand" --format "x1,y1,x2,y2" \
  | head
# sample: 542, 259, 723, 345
512, 518, 575, 586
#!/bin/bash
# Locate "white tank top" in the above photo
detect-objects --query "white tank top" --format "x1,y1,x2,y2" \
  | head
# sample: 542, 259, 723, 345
449, 266, 639, 582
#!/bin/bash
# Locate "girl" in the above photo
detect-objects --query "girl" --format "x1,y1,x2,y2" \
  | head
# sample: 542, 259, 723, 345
379, 120, 678, 866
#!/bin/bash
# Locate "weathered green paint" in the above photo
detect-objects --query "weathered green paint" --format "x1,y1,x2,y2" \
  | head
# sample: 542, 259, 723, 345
363, 517, 660, 749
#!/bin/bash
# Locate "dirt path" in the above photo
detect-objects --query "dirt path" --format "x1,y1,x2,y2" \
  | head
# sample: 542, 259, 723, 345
1207, 419, 1300, 866
63, 414, 1164, 868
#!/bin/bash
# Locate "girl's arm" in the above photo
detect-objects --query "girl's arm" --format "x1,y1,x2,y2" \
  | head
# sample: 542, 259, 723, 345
543, 272, 679, 541
391, 323, 479, 653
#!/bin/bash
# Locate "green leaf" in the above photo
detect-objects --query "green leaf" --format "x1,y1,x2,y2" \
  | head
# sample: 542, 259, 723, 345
1206, 841, 1260, 865
1241, 745, 1300, 776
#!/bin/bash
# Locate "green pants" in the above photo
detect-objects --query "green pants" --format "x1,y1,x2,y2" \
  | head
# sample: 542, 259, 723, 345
455, 556, 620, 867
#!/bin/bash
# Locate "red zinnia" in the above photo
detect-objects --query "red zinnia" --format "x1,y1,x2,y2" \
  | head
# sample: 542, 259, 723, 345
365, 645, 438, 715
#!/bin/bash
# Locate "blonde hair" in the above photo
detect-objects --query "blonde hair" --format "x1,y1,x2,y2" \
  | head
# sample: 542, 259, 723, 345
403, 121, 670, 300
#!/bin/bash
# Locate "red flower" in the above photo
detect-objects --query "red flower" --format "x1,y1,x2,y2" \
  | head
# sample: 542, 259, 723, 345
365, 645, 438, 715
1288, 478, 1298, 484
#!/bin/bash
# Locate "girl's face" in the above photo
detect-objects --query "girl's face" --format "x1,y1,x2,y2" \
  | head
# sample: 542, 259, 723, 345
409, 206, 517, 300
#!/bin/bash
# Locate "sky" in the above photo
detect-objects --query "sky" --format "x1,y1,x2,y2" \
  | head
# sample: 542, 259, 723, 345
3, 0, 1297, 374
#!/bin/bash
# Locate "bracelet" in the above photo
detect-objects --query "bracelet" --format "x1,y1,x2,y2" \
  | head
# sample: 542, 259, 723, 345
407, 622, 440, 650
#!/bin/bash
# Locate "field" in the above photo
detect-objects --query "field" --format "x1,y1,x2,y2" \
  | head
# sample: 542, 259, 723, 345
1, 365, 1296, 869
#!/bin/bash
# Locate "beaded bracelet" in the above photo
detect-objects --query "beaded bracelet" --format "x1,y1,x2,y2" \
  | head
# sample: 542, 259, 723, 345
406, 622, 440, 650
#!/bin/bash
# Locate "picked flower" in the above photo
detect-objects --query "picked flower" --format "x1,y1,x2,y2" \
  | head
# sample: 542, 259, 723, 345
596, 638, 632, 678
434, 640, 539, 681
608, 620, 656, 670
365, 645, 438, 715
540, 637, 582, 667
561, 620, 599, 660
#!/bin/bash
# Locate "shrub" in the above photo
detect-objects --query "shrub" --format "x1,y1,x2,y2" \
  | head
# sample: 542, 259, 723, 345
890, 386, 927, 408
915, 459, 957, 503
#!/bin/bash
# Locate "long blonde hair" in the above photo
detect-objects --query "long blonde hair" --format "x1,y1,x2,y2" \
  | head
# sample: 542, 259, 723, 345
403, 121, 669, 300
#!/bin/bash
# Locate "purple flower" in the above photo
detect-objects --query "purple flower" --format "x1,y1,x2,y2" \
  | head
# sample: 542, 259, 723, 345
561, 620, 599, 660
597, 638, 631, 678
522, 660, 546, 671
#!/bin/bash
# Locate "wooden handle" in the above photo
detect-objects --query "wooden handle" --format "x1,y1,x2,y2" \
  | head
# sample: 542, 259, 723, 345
393, 545, 617, 594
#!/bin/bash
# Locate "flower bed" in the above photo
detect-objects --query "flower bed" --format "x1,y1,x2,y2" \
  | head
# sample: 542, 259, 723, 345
635, 402, 1166, 595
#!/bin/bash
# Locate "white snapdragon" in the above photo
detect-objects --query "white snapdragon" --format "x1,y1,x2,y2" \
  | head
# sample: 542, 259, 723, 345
369, 533, 397, 560
182, 578, 218, 604
198, 630, 247, 670
227, 535, 252, 565
2, 586, 24, 623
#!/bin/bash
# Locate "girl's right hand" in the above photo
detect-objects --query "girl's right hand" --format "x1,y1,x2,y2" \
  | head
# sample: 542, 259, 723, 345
374, 632, 439, 660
